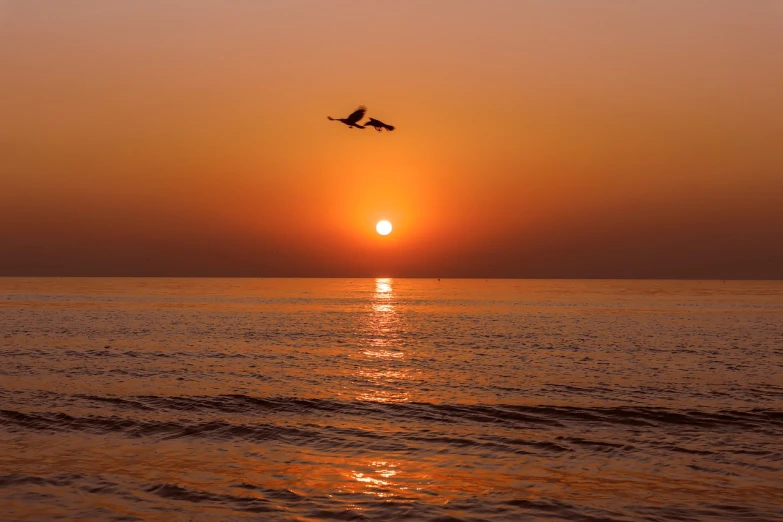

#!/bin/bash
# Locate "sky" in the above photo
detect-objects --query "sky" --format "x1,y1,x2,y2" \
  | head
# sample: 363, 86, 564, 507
1, 0, 782, 278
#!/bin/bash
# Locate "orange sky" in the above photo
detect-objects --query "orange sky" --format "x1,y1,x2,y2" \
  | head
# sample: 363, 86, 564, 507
1, 1, 782, 278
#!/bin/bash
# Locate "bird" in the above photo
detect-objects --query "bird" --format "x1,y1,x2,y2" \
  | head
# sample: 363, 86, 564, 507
364, 117, 395, 133
327, 106, 366, 129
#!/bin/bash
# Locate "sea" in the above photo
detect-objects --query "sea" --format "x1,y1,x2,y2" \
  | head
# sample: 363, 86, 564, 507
1, 278, 782, 521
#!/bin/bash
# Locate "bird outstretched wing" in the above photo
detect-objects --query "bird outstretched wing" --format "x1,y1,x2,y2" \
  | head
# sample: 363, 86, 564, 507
346, 106, 366, 124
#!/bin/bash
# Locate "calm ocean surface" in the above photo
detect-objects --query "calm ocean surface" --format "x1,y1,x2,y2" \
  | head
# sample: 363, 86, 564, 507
1, 278, 782, 521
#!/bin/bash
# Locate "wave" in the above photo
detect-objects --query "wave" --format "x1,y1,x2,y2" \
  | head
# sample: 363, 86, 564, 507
0, 409, 590, 459
0, 473, 86, 488
66, 394, 783, 432
3, 395, 782, 463
145, 483, 277, 514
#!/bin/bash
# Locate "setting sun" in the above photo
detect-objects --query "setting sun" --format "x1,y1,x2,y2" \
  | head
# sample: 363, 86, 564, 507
376, 220, 392, 236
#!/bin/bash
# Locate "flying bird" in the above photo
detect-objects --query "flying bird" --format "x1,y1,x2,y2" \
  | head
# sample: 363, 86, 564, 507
364, 117, 395, 133
327, 106, 366, 129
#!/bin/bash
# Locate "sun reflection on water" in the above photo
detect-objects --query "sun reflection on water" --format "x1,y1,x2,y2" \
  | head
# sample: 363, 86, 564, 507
348, 461, 405, 499
374, 278, 393, 298
354, 278, 411, 403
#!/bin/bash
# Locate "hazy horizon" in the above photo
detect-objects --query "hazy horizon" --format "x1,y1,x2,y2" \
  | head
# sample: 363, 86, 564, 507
2, 1, 782, 278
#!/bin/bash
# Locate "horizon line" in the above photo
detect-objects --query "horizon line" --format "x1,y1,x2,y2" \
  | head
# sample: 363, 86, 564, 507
1, 276, 781, 282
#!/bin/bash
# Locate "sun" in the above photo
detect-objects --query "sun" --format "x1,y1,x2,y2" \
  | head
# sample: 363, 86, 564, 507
376, 220, 392, 236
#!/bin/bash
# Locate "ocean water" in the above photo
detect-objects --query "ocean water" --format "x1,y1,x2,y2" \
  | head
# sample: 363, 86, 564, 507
1, 278, 782, 521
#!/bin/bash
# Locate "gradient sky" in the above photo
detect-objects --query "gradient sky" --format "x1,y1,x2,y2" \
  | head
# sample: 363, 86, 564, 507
1, 1, 782, 278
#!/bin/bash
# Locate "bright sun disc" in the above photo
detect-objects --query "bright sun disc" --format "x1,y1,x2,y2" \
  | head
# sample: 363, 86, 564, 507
376, 220, 392, 236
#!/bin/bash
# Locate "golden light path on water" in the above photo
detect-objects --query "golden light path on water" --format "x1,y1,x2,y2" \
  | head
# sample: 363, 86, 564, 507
346, 278, 422, 501
355, 278, 410, 405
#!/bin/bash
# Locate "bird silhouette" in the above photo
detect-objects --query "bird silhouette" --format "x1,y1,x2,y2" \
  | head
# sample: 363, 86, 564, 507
365, 117, 395, 133
327, 106, 366, 129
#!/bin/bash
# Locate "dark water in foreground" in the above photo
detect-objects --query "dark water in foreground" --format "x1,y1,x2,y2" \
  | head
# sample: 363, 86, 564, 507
1, 278, 782, 521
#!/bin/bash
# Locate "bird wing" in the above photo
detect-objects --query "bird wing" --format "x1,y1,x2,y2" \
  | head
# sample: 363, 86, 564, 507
346, 106, 366, 124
